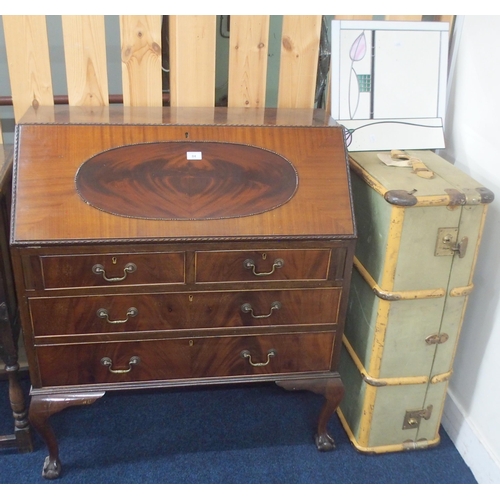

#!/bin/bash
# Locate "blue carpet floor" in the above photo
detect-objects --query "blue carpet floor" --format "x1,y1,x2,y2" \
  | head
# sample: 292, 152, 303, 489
0, 378, 477, 484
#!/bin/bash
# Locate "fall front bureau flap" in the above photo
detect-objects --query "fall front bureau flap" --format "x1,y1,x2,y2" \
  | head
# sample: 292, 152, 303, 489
11, 106, 356, 245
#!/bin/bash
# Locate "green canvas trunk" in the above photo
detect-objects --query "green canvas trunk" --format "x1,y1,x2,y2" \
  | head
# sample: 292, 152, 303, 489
338, 150, 494, 453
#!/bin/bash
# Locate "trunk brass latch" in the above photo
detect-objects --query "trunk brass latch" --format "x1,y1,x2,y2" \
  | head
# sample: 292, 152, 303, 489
403, 405, 433, 430
435, 228, 468, 258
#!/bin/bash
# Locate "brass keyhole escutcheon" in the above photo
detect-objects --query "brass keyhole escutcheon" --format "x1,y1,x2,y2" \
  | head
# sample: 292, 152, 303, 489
112, 257, 117, 264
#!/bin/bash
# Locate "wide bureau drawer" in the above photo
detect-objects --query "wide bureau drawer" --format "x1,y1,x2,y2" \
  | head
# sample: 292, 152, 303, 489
195, 248, 343, 283
29, 288, 341, 337
38, 251, 185, 289
34, 332, 335, 387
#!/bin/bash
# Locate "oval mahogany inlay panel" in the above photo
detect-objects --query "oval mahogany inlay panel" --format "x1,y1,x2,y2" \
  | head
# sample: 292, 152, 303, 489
75, 142, 298, 220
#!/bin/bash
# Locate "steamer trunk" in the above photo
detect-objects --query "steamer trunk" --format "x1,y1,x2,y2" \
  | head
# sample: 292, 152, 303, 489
338, 150, 494, 452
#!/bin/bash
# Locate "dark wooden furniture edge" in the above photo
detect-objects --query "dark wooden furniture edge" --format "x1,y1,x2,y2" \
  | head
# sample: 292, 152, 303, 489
0, 144, 34, 453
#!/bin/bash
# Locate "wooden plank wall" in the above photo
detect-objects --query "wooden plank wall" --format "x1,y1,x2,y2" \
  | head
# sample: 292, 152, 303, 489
0, 15, 454, 131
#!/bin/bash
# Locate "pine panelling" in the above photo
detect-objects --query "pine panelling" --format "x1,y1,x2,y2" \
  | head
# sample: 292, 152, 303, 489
3, 16, 54, 121
437, 15, 454, 23
436, 15, 455, 31
277, 15, 321, 109
61, 16, 109, 107
227, 16, 270, 108
169, 16, 216, 107
333, 16, 374, 20
385, 15, 423, 21
119, 15, 162, 107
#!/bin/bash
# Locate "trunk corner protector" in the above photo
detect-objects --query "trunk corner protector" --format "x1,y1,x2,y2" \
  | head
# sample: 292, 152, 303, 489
384, 190, 418, 206
402, 438, 437, 451
476, 187, 495, 204
446, 187, 495, 206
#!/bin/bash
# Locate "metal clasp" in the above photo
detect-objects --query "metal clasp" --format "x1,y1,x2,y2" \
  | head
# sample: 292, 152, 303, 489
425, 333, 449, 345
435, 228, 468, 258
403, 405, 433, 430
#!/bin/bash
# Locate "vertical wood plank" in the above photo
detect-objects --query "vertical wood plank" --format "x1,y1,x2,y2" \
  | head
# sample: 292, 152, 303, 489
333, 16, 374, 20
227, 15, 270, 108
436, 15, 455, 31
436, 15, 454, 24
169, 16, 216, 107
61, 15, 109, 107
2, 15, 53, 121
384, 15, 423, 21
119, 15, 162, 107
277, 15, 322, 109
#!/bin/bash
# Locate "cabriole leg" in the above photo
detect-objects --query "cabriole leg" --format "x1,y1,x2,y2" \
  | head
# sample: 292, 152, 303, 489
29, 391, 105, 479
277, 375, 345, 451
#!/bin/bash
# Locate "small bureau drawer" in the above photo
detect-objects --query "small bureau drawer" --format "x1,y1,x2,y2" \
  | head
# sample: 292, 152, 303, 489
35, 331, 335, 387
195, 248, 344, 283
29, 288, 341, 337
39, 252, 185, 289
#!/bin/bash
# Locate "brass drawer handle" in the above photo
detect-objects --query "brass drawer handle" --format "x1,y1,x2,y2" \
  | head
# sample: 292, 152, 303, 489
92, 262, 137, 282
101, 356, 140, 374
243, 258, 284, 276
241, 349, 277, 367
241, 301, 281, 319
97, 307, 138, 324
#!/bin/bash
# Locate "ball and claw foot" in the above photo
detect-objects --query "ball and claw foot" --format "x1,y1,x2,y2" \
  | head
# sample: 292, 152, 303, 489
315, 432, 336, 452
42, 456, 62, 479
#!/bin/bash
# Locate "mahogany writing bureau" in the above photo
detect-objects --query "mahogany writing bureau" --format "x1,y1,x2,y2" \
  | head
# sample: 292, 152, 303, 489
10, 106, 356, 479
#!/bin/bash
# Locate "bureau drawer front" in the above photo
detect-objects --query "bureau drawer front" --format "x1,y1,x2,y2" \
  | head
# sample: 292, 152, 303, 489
35, 332, 335, 386
39, 252, 185, 289
195, 249, 341, 283
29, 288, 341, 337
